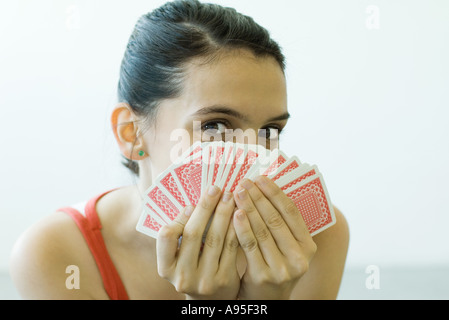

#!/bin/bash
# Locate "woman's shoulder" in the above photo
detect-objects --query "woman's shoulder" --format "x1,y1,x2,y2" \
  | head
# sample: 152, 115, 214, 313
289, 205, 349, 299
314, 206, 349, 254
9, 210, 107, 299
330, 206, 349, 240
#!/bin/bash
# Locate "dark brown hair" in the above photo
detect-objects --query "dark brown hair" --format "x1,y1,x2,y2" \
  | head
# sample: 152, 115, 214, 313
117, 0, 285, 176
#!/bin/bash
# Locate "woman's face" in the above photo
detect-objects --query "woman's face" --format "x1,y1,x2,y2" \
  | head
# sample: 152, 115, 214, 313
141, 49, 289, 183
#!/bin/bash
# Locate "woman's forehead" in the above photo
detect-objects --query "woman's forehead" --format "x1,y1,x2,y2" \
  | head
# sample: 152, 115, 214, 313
179, 51, 288, 119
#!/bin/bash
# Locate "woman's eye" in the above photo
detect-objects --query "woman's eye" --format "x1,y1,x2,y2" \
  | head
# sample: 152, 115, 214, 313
259, 127, 281, 140
202, 121, 228, 134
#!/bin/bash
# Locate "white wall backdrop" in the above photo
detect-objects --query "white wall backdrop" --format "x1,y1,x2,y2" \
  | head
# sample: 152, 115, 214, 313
1, 0, 448, 274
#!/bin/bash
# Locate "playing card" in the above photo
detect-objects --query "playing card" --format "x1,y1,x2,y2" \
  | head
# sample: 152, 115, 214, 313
136, 208, 164, 239
275, 164, 316, 191
260, 150, 288, 176
201, 142, 212, 195
136, 141, 336, 239
242, 144, 268, 180
208, 141, 225, 188
245, 149, 288, 180
214, 142, 234, 189
157, 171, 189, 207
172, 151, 203, 206
283, 173, 336, 236
226, 144, 259, 192
268, 155, 301, 182
173, 140, 203, 165
221, 143, 246, 192
145, 184, 181, 223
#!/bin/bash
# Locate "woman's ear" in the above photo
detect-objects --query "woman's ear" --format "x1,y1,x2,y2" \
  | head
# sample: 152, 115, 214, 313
111, 103, 147, 160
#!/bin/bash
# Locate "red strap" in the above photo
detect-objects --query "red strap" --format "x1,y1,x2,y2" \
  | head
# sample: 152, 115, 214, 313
59, 190, 129, 300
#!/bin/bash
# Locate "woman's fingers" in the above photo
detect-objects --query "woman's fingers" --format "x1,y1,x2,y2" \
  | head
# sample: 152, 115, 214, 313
156, 184, 242, 299
233, 178, 316, 299
235, 178, 303, 256
232, 209, 266, 271
254, 175, 312, 245
233, 184, 284, 263
177, 185, 223, 268
200, 191, 237, 268
216, 216, 239, 272
156, 205, 193, 278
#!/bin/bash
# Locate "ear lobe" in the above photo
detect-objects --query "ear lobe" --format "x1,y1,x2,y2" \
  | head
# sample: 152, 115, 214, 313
111, 103, 145, 160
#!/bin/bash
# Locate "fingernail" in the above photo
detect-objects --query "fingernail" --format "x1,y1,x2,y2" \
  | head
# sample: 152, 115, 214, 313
222, 191, 233, 202
255, 175, 269, 187
237, 188, 247, 200
184, 206, 194, 217
208, 185, 220, 197
240, 179, 253, 190
235, 210, 246, 221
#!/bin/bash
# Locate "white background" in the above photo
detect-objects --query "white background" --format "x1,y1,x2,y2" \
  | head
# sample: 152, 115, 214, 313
1, 0, 448, 278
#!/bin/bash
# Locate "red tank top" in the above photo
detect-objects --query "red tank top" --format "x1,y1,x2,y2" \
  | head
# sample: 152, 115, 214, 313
58, 190, 129, 300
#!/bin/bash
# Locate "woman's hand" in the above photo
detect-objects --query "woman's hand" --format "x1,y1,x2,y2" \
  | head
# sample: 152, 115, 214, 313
156, 186, 240, 300
232, 176, 317, 300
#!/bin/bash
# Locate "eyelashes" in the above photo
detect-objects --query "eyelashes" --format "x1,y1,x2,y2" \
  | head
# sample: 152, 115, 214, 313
200, 119, 284, 141
258, 127, 281, 140
201, 120, 229, 135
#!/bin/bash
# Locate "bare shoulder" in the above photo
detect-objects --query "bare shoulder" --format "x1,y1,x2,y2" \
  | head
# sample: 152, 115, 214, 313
9, 211, 108, 299
315, 206, 350, 249
290, 206, 349, 300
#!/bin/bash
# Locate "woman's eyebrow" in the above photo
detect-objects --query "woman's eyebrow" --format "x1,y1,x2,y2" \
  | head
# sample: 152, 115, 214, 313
191, 105, 249, 121
266, 112, 290, 122
190, 104, 290, 122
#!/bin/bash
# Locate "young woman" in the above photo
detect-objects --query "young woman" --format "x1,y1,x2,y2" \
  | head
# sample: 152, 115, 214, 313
10, 0, 349, 300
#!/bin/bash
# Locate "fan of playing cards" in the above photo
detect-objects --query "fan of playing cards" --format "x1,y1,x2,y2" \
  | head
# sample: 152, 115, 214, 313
136, 141, 336, 238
